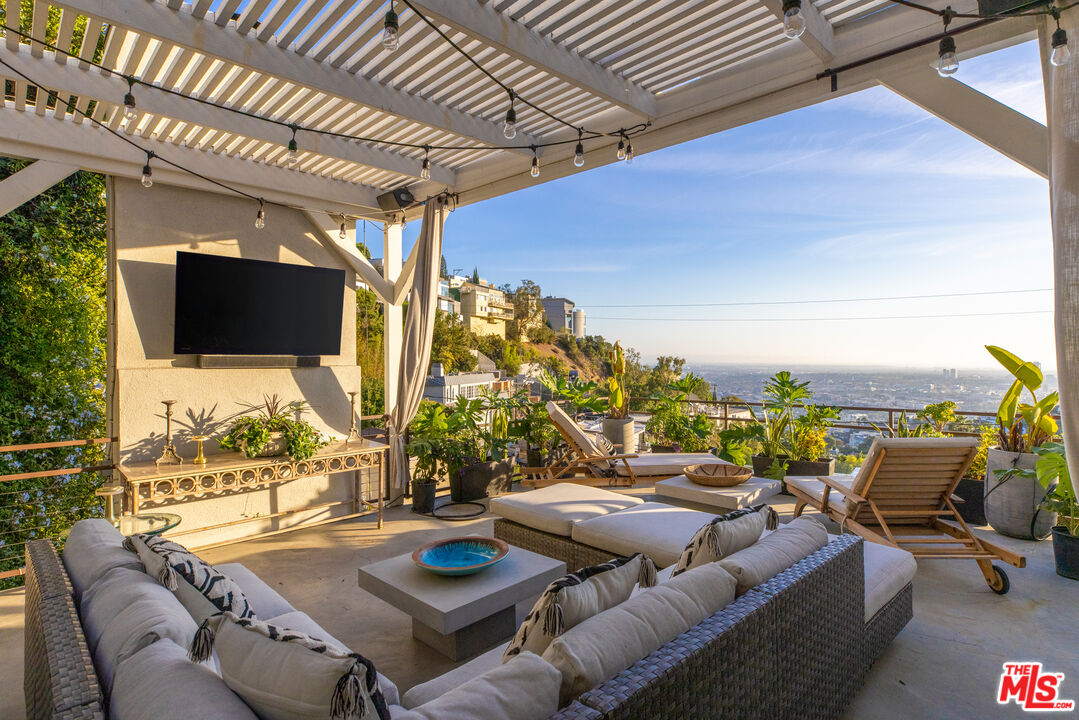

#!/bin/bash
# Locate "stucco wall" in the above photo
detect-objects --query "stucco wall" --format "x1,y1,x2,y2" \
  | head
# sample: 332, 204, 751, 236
109, 178, 368, 547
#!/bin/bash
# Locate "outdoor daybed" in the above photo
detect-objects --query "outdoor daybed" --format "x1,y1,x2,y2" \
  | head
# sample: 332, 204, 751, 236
25, 515, 906, 720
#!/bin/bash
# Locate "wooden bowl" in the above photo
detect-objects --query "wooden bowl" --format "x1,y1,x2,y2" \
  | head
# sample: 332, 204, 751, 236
411, 536, 509, 576
684, 463, 753, 487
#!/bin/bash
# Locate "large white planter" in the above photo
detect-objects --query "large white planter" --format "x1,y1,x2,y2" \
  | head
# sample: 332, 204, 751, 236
984, 447, 1056, 540
602, 417, 637, 454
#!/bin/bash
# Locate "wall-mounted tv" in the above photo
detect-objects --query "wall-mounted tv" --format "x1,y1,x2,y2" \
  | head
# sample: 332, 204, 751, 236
174, 251, 345, 356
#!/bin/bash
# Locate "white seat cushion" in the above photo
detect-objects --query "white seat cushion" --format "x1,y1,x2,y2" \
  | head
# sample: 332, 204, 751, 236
570, 502, 716, 567
784, 475, 857, 514
266, 610, 400, 707
402, 641, 510, 709
62, 519, 143, 600
863, 541, 917, 622
718, 516, 829, 595
616, 453, 726, 477
490, 483, 643, 537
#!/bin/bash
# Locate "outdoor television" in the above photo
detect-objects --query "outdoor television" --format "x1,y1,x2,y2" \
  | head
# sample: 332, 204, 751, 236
173, 251, 345, 356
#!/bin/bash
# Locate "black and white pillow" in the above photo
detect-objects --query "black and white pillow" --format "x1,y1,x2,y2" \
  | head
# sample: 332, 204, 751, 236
125, 534, 255, 622
189, 611, 390, 720
593, 434, 617, 456
502, 553, 657, 663
671, 504, 778, 577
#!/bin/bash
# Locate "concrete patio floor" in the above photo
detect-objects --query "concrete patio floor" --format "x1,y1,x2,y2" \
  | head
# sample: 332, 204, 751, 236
1, 489, 1076, 719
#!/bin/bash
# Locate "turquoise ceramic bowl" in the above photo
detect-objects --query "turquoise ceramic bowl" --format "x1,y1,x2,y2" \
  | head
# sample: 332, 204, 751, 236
411, 537, 509, 576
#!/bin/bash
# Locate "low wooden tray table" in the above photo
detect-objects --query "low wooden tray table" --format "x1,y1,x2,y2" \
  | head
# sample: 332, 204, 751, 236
357, 542, 565, 661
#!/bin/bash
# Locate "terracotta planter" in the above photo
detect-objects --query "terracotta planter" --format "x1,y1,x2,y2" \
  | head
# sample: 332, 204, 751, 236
602, 417, 637, 453
450, 460, 514, 502
985, 448, 1056, 540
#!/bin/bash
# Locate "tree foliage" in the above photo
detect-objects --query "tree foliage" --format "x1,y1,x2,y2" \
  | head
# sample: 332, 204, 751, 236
0, 158, 108, 585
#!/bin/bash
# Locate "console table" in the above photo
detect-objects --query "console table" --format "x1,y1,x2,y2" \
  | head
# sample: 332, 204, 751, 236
117, 439, 389, 537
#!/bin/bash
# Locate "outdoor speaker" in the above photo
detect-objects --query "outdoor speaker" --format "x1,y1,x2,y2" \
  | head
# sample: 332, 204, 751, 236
376, 187, 416, 213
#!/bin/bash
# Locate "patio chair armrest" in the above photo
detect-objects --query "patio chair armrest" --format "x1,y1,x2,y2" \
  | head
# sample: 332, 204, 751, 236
950, 493, 965, 504
817, 475, 868, 505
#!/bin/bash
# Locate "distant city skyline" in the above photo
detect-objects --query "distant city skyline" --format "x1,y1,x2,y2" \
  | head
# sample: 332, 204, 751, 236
412, 40, 1056, 371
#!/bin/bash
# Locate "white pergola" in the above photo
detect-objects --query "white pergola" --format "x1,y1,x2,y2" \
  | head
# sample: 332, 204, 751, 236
0, 0, 1073, 475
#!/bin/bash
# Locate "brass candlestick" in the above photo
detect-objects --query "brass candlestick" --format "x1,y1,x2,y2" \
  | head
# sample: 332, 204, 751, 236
346, 391, 361, 444
192, 435, 209, 465
154, 400, 184, 466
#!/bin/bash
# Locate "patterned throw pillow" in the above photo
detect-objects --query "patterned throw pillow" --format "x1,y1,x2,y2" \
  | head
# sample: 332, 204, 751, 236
125, 534, 255, 622
189, 611, 390, 720
671, 504, 779, 577
593, 434, 617, 456
503, 553, 657, 663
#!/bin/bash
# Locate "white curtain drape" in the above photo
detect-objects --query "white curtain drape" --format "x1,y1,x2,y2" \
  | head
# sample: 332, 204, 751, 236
1040, 9, 1079, 484
387, 197, 448, 499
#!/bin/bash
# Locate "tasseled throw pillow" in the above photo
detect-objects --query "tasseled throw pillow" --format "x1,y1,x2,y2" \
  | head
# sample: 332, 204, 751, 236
671, 504, 778, 577
593, 434, 617, 456
188, 611, 391, 720
502, 553, 657, 663
125, 534, 255, 622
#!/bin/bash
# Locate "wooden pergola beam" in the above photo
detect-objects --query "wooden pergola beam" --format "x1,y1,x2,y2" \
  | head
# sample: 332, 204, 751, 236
0, 159, 78, 216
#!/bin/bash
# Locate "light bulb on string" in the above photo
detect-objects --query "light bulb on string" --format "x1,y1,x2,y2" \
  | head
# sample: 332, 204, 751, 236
123, 78, 138, 122
287, 126, 299, 167
530, 147, 540, 178
420, 146, 431, 180
616, 136, 626, 161
625, 139, 634, 165
339, 221, 348, 241
503, 92, 517, 140
782, 0, 806, 39
255, 200, 265, 230
936, 8, 958, 77
573, 130, 585, 168
1051, 10, 1071, 66
140, 153, 153, 188
383, 2, 400, 51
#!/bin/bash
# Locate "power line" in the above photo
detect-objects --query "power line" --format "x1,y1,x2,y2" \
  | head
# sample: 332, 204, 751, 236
589, 310, 1053, 322
585, 288, 1052, 309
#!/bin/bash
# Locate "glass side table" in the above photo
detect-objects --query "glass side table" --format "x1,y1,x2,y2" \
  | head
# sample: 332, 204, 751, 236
118, 512, 182, 537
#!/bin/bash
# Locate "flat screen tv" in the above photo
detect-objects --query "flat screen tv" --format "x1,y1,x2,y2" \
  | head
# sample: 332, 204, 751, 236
174, 251, 345, 356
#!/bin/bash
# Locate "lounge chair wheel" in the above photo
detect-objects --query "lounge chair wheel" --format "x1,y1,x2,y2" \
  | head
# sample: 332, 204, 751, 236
988, 564, 1010, 595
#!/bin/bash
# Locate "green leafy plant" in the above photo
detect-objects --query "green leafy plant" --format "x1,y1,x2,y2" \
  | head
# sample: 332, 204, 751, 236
219, 395, 327, 461
738, 372, 837, 463
986, 345, 1059, 453
874, 402, 956, 438
606, 341, 630, 420
1000, 441, 1077, 535
509, 400, 560, 455
645, 373, 713, 453
538, 371, 606, 415
716, 423, 760, 466
406, 402, 449, 483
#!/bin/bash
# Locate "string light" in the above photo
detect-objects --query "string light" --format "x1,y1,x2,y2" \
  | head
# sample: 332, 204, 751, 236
420, 146, 431, 180
616, 135, 626, 161
782, 0, 807, 39
123, 78, 137, 122
140, 152, 153, 188
255, 200, 265, 230
339, 221, 348, 240
287, 126, 299, 166
936, 8, 959, 76
530, 146, 540, 178
503, 91, 517, 140
383, 1, 400, 51
625, 139, 634, 165
1051, 8, 1072, 66
573, 130, 585, 168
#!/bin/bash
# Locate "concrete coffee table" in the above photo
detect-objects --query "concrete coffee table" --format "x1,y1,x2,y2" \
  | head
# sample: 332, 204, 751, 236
654, 474, 781, 513
357, 542, 565, 661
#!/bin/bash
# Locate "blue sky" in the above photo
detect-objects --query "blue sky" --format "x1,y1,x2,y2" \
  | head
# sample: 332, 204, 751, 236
427, 40, 1054, 371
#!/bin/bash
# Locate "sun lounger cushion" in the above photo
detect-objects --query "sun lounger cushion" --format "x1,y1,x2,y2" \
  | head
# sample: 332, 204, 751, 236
217, 562, 296, 619
615, 452, 726, 477
110, 639, 258, 720
718, 516, 829, 595
126, 534, 256, 623
193, 610, 391, 720
863, 541, 917, 622
671, 504, 778, 576
547, 401, 612, 471
571, 502, 717, 567
402, 641, 510, 709
266, 610, 400, 707
62, 519, 144, 601
393, 651, 561, 720
80, 566, 202, 691
489, 482, 643, 536
503, 553, 657, 662
784, 474, 857, 513
542, 562, 737, 705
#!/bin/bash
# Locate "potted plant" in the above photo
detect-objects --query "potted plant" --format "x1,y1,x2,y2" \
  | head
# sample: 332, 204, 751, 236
645, 374, 713, 453
983, 345, 1059, 540
218, 395, 326, 461
1000, 442, 1078, 579
510, 399, 559, 467
405, 402, 448, 514
742, 372, 838, 484
602, 342, 637, 453
443, 395, 515, 502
